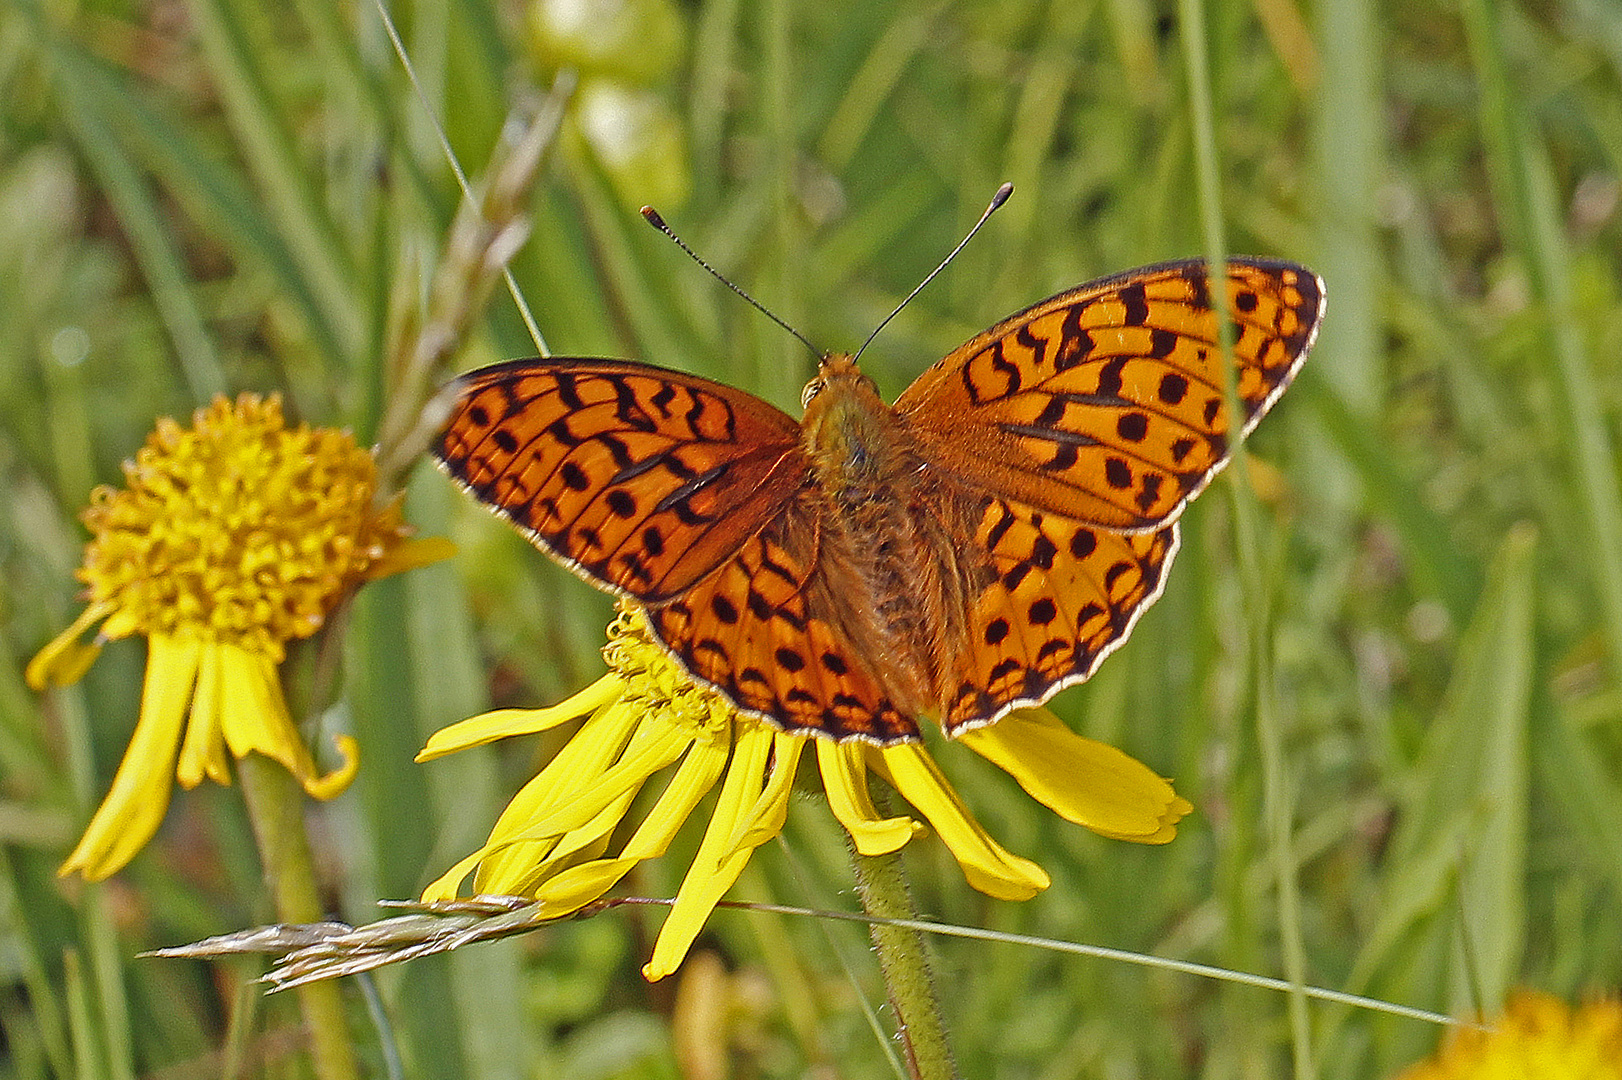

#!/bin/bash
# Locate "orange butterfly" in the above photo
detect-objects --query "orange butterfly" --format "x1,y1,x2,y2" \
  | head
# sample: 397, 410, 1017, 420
435, 258, 1324, 744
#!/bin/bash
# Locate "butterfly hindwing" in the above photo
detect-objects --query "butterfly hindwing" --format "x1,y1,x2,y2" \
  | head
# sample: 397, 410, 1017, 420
435, 357, 812, 603
945, 498, 1180, 735
895, 258, 1324, 532
647, 504, 920, 743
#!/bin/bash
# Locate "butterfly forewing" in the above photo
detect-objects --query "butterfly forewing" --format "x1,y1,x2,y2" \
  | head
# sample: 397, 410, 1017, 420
435, 358, 812, 602
895, 258, 1324, 532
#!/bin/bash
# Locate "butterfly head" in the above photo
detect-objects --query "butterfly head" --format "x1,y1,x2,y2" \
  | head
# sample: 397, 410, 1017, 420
800, 352, 878, 410
799, 352, 905, 485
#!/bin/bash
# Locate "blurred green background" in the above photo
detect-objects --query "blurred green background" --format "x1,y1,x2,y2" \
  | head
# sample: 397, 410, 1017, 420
4, 0, 1622, 1076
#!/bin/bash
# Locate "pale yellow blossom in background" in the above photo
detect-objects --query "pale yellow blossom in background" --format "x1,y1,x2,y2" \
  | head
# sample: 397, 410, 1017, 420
1393, 991, 1622, 1080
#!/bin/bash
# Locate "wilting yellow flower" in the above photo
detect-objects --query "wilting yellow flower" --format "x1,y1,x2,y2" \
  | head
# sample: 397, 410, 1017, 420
420, 602, 1190, 981
1393, 991, 1622, 1080
29, 394, 453, 881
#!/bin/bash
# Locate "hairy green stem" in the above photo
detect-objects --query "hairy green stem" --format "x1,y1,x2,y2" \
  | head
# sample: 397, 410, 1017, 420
849, 808, 957, 1080
237, 753, 359, 1080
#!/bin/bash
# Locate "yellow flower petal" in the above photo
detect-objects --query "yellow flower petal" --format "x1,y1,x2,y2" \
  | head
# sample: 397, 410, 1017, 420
724, 731, 804, 857
306, 735, 360, 800
25, 601, 113, 690
959, 708, 1192, 843
471, 702, 642, 887
487, 702, 640, 832
208, 644, 355, 800
529, 855, 641, 917
815, 739, 920, 856
618, 731, 731, 860
176, 640, 229, 788
364, 535, 458, 582
644, 725, 778, 981
478, 789, 637, 897
59, 634, 199, 881
416, 676, 627, 761
503, 712, 693, 844
422, 847, 490, 903
870, 743, 1050, 901
216, 645, 311, 773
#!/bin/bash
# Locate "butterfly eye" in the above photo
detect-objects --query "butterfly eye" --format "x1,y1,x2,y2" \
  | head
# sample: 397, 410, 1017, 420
801, 378, 826, 408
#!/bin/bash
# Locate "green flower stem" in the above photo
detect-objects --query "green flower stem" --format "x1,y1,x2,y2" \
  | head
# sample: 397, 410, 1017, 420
849, 810, 957, 1080
237, 753, 360, 1080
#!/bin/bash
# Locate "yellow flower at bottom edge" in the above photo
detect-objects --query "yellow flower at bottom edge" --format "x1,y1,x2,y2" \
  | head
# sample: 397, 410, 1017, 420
1393, 992, 1622, 1080
28, 393, 454, 882
418, 601, 1192, 981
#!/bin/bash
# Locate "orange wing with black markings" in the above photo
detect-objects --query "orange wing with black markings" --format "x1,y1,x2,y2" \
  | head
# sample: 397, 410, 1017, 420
895, 258, 1324, 531
646, 509, 921, 743
435, 358, 811, 602
943, 501, 1180, 735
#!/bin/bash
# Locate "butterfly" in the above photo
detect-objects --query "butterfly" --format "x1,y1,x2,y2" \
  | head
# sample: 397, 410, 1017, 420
434, 257, 1324, 744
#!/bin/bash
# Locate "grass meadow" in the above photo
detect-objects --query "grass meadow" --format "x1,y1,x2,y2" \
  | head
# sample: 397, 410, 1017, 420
3, 0, 1622, 1076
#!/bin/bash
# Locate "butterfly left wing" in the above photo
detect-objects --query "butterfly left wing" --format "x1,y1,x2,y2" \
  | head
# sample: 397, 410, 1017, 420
894, 258, 1324, 532
436, 356, 921, 744
435, 357, 811, 603
646, 500, 923, 743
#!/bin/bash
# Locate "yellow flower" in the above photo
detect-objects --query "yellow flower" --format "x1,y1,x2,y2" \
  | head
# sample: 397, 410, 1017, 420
1393, 992, 1622, 1080
419, 602, 1191, 981
29, 394, 454, 882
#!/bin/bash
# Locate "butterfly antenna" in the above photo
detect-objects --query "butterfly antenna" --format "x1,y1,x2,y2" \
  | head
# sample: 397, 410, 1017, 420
852, 182, 1014, 365
640, 206, 824, 362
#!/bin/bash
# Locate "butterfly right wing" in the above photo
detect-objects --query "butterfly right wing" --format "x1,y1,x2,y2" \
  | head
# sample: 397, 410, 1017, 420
941, 493, 1180, 736
434, 357, 812, 603
894, 258, 1324, 532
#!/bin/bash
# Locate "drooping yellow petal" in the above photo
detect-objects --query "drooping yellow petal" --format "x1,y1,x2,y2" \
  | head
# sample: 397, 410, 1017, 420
422, 846, 492, 903
529, 855, 642, 917
815, 739, 920, 856
211, 644, 355, 800
724, 731, 804, 857
216, 644, 303, 772
25, 601, 113, 691
644, 725, 779, 981
177, 640, 229, 788
472, 701, 642, 888
478, 789, 638, 897
618, 731, 731, 861
486, 701, 641, 834
486, 732, 738, 914
59, 634, 199, 881
482, 710, 690, 863
870, 742, 1050, 901
959, 708, 1192, 843
416, 675, 627, 760
305, 736, 359, 799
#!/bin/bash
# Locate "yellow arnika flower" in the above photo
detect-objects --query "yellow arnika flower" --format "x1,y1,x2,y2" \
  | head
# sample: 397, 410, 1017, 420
1394, 992, 1622, 1080
29, 394, 453, 881
419, 601, 1191, 981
